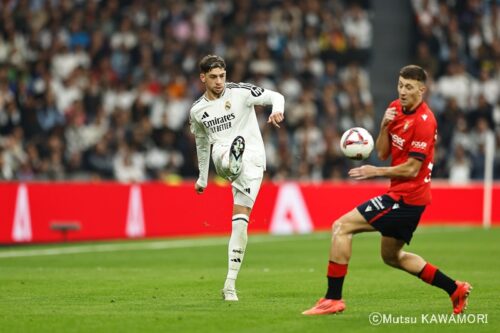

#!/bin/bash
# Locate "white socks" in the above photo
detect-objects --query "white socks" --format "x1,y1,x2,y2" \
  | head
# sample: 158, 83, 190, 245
224, 214, 249, 290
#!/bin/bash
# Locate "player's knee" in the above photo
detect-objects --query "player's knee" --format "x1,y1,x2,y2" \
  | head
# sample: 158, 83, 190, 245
332, 218, 350, 237
381, 251, 401, 268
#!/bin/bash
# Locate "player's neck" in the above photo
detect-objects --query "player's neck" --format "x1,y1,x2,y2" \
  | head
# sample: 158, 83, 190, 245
403, 100, 423, 114
205, 90, 222, 101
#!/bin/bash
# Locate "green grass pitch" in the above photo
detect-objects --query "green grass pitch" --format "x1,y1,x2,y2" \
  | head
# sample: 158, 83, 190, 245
0, 226, 498, 333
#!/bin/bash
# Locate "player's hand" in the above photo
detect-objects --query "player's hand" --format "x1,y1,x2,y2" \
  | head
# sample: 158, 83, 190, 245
195, 183, 205, 194
268, 112, 284, 128
348, 165, 379, 180
381, 107, 397, 128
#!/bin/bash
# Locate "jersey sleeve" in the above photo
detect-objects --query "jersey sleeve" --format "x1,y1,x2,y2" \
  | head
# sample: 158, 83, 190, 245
408, 114, 436, 161
189, 112, 211, 187
239, 83, 285, 114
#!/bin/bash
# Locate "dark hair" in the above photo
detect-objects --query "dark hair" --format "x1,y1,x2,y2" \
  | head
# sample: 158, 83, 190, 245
399, 65, 427, 83
199, 55, 226, 73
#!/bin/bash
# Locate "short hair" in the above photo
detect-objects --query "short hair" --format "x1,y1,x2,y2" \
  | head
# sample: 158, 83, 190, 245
399, 65, 427, 83
199, 55, 226, 73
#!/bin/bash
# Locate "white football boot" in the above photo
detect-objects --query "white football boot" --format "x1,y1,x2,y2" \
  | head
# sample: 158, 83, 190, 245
228, 136, 245, 178
221, 288, 239, 301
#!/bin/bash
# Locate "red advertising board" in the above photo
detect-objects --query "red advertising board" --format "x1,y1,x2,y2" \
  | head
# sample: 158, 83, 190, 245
0, 181, 498, 244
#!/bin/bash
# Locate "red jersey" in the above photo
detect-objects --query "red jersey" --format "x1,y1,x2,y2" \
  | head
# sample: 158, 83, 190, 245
385, 99, 437, 205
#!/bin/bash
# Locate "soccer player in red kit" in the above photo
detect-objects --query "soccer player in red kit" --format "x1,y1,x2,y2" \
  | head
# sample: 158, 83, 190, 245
303, 65, 471, 315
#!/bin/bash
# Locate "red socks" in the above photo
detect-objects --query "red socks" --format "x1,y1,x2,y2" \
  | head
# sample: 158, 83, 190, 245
419, 263, 437, 284
328, 261, 348, 278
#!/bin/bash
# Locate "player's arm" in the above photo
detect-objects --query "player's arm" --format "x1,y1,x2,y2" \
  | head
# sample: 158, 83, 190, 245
243, 84, 285, 128
189, 114, 211, 194
266, 89, 285, 128
349, 157, 423, 180
376, 107, 397, 160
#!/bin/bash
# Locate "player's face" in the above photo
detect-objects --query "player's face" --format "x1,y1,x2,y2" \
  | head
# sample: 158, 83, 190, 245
397, 77, 425, 111
201, 68, 226, 99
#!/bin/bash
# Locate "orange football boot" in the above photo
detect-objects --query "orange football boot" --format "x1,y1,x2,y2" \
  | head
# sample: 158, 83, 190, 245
302, 298, 346, 315
450, 281, 472, 314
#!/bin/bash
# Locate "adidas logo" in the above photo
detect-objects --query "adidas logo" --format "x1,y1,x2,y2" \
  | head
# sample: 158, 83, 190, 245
392, 203, 400, 209
230, 258, 242, 263
365, 205, 373, 212
201, 112, 209, 119
370, 197, 385, 210
244, 188, 251, 194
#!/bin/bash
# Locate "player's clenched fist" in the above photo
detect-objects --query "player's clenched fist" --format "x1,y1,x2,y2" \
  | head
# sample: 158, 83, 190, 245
381, 107, 397, 128
268, 112, 284, 128
195, 182, 205, 194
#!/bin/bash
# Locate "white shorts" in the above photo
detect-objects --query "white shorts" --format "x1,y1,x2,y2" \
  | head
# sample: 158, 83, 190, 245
212, 143, 264, 208
231, 161, 264, 208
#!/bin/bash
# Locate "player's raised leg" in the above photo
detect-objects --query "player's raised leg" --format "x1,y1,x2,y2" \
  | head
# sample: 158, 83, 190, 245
302, 209, 376, 315
212, 136, 246, 181
380, 236, 472, 314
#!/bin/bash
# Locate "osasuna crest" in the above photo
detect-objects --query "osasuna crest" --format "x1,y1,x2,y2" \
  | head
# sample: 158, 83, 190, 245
225, 100, 231, 111
403, 121, 410, 132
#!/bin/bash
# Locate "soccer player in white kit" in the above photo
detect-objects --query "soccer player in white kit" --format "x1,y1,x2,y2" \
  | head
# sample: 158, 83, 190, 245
190, 55, 285, 301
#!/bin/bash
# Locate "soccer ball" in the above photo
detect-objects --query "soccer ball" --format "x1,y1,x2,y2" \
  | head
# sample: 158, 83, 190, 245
340, 127, 374, 160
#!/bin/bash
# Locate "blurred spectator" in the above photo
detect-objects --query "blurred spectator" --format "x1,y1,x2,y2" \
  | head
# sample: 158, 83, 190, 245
286, 88, 318, 131
321, 127, 347, 180
470, 68, 499, 108
113, 143, 146, 183
469, 117, 496, 179
435, 62, 474, 111
293, 113, 326, 170
86, 139, 114, 180
0, 98, 21, 135
414, 41, 439, 77
448, 144, 472, 184
343, 3, 372, 63
145, 128, 184, 180
150, 73, 190, 132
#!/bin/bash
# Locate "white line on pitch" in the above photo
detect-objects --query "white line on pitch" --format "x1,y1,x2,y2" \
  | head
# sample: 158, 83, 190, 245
0, 233, 329, 259
0, 226, 476, 259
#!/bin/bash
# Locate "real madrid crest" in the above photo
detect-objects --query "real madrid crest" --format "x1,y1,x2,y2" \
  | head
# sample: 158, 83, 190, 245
225, 100, 231, 111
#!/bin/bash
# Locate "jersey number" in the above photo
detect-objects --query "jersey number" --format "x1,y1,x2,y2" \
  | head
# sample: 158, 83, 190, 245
240, 83, 264, 97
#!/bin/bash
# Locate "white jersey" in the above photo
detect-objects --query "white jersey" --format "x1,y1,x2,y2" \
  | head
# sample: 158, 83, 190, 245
190, 82, 285, 187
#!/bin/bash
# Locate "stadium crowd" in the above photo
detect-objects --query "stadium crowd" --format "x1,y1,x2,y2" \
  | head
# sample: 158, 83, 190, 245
0, 0, 498, 183
412, 0, 500, 183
